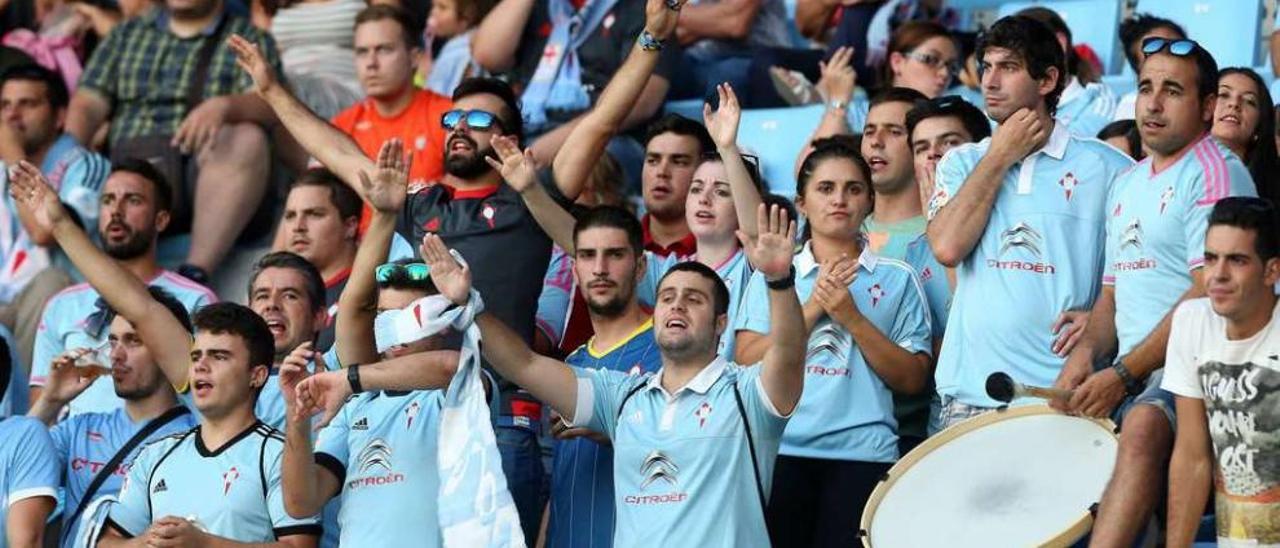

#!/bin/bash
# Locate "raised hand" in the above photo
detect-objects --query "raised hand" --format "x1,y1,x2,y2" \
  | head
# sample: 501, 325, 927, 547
817, 46, 857, 104
42, 348, 97, 405
485, 135, 538, 193
295, 369, 351, 430
227, 34, 279, 95
643, 0, 687, 41
359, 138, 412, 213
420, 233, 472, 305
279, 342, 315, 421
738, 204, 796, 280
703, 83, 742, 150
9, 160, 68, 231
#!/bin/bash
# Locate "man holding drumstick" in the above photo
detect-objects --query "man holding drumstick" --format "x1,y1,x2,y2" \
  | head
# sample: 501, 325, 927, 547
1055, 39, 1254, 547
1164, 197, 1280, 547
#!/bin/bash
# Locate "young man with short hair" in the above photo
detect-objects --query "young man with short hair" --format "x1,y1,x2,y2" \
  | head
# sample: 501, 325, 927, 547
1055, 39, 1255, 547
28, 161, 216, 416
640, 114, 715, 258
926, 15, 1134, 428
861, 87, 928, 261
1164, 197, 1280, 547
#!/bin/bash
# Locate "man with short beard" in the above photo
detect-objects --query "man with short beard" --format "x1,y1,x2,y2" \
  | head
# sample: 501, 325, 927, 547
27, 160, 216, 416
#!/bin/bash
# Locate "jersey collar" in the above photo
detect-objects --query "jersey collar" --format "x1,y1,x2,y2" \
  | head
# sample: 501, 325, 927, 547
193, 420, 264, 457
795, 240, 880, 277
1034, 120, 1071, 161
646, 356, 728, 396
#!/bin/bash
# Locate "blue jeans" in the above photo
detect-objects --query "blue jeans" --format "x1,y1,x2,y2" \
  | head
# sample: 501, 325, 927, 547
670, 52, 755, 103
496, 420, 546, 545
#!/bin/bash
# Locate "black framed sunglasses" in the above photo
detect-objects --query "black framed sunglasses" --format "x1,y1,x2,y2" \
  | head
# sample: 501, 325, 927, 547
1141, 37, 1199, 57
441, 109, 505, 131
375, 262, 430, 283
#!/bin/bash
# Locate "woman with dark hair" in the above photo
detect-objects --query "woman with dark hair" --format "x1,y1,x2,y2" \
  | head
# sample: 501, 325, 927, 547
735, 137, 932, 547
1097, 119, 1145, 161
1213, 68, 1279, 203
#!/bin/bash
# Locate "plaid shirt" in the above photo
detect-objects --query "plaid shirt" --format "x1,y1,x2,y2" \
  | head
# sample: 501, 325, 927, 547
79, 8, 282, 145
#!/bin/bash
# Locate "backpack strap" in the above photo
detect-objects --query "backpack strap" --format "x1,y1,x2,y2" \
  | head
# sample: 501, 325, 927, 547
732, 381, 767, 514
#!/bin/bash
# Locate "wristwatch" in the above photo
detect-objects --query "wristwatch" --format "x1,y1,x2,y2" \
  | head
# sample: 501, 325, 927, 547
1110, 360, 1142, 396
638, 29, 664, 51
347, 364, 364, 394
766, 266, 796, 291
827, 99, 848, 112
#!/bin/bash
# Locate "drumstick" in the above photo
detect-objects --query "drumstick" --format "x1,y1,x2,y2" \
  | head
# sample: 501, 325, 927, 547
985, 372, 1073, 403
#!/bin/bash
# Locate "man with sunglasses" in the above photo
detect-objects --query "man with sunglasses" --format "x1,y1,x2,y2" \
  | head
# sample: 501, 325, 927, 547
1054, 37, 1255, 548
1017, 7, 1117, 139
926, 15, 1134, 429
1164, 197, 1280, 547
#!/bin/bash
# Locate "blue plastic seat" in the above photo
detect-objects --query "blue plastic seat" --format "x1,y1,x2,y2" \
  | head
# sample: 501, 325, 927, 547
996, 0, 1124, 74
1134, 0, 1263, 69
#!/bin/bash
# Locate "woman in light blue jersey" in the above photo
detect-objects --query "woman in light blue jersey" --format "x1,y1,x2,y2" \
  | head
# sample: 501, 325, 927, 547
1212, 68, 1279, 204
735, 138, 934, 547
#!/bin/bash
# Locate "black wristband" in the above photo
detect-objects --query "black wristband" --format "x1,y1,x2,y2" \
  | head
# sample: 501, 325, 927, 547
765, 266, 796, 290
347, 364, 364, 394
1111, 360, 1141, 396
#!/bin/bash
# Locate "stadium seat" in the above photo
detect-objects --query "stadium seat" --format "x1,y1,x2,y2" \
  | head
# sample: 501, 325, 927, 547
735, 104, 826, 196
663, 98, 706, 121
996, 0, 1124, 74
1134, 0, 1264, 69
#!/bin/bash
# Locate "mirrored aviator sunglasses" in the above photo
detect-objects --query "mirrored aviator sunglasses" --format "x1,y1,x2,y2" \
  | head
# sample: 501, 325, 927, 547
375, 262, 431, 284
441, 109, 499, 131
1141, 37, 1197, 57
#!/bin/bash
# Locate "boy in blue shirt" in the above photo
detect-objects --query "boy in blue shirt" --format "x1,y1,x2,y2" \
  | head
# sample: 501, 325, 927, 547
1055, 39, 1255, 547
927, 15, 1134, 427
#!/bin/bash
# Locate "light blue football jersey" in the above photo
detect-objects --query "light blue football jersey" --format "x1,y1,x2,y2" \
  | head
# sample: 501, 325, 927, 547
569, 358, 788, 548
107, 422, 322, 542
1057, 77, 1117, 139
314, 389, 444, 547
928, 121, 1134, 407
735, 243, 932, 462
0, 416, 59, 545
31, 272, 215, 416
549, 321, 662, 548
638, 250, 753, 358
50, 406, 197, 548
256, 351, 340, 430
1105, 135, 1256, 358
904, 235, 951, 339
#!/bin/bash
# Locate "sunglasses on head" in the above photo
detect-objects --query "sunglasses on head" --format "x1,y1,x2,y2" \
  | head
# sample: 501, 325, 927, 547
441, 109, 504, 131
375, 262, 430, 283
1142, 37, 1199, 57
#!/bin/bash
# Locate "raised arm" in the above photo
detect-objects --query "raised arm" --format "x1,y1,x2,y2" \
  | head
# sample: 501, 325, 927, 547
547, 0, 686, 198
739, 204, 805, 414
794, 47, 855, 177
419, 233, 580, 419
9, 162, 194, 389
487, 136, 578, 253
704, 83, 763, 237
295, 350, 462, 430
927, 109, 1045, 266
277, 344, 340, 519
227, 35, 374, 192
471, 0, 537, 72
336, 139, 412, 366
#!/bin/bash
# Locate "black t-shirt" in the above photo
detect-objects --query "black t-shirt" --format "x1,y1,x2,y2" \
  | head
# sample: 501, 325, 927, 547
513, 0, 680, 128
314, 271, 349, 352
397, 173, 570, 351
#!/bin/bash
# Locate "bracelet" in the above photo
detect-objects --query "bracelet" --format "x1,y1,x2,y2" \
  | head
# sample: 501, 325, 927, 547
347, 364, 364, 394
638, 29, 665, 51
1110, 360, 1141, 395
765, 266, 796, 290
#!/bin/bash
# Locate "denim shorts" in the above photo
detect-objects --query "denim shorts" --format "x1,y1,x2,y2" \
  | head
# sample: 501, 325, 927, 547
1111, 368, 1177, 431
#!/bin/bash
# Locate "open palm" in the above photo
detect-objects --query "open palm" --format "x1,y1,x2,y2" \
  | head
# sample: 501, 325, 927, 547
486, 135, 538, 193
9, 160, 66, 231
703, 83, 741, 148
420, 233, 472, 305
227, 34, 278, 95
359, 138, 410, 213
739, 204, 795, 280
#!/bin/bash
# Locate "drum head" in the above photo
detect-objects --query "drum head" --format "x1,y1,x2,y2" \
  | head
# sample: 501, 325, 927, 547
861, 405, 1117, 548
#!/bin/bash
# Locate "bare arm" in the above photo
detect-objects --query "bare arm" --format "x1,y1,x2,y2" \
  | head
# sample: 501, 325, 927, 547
10, 163, 194, 389
5, 496, 54, 548
1056, 286, 1119, 393
1119, 271, 1206, 379
834, 309, 930, 394
928, 109, 1046, 266
336, 140, 411, 366
1166, 395, 1213, 547
744, 205, 806, 415
359, 351, 461, 392
66, 89, 112, 146
793, 47, 855, 177
734, 298, 823, 365
704, 84, 764, 237
676, 0, 760, 44
471, 0, 537, 71
488, 137, 578, 253
227, 35, 374, 192
278, 347, 341, 519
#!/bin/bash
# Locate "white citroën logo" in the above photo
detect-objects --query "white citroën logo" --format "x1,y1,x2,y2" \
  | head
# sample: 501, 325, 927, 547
357, 439, 394, 474
640, 451, 679, 490
999, 222, 1044, 258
